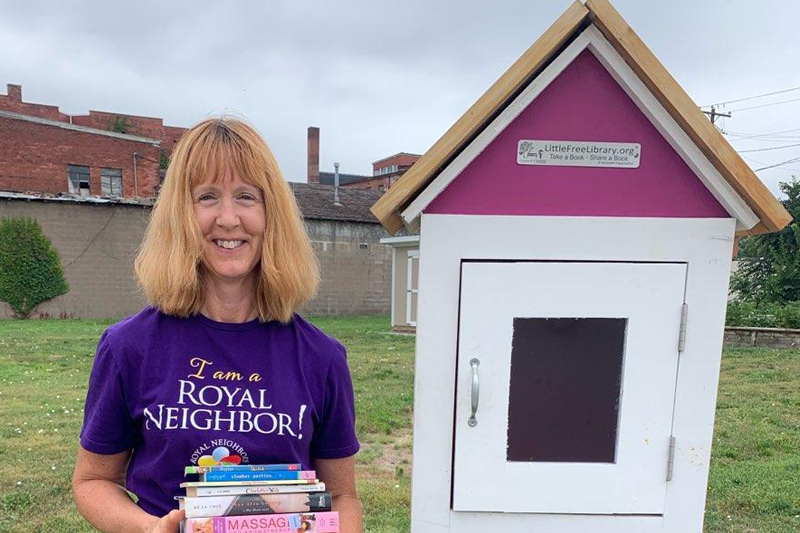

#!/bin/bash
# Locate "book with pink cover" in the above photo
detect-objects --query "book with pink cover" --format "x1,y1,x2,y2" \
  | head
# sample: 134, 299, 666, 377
181, 511, 339, 533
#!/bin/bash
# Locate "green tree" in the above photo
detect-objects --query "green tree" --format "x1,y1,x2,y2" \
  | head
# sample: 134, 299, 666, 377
731, 177, 800, 304
0, 217, 69, 319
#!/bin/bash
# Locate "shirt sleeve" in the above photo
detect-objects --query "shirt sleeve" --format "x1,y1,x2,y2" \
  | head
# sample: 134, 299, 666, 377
310, 342, 360, 459
79, 329, 138, 454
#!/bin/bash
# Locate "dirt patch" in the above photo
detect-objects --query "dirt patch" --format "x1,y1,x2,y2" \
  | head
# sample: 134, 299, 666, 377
358, 428, 413, 479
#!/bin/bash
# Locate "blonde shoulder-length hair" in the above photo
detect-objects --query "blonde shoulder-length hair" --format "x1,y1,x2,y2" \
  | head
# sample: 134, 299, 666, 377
134, 117, 319, 324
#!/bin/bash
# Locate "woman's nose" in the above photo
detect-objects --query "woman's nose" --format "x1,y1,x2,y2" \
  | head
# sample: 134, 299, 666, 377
215, 197, 240, 228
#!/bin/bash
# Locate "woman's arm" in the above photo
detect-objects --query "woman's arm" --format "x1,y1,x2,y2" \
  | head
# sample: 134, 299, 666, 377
313, 455, 363, 533
72, 446, 184, 533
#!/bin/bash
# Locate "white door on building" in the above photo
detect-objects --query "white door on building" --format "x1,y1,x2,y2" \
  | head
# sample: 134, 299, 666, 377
406, 250, 419, 326
452, 261, 686, 515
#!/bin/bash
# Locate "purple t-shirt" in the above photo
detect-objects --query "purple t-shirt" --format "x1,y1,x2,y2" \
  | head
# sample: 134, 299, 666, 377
79, 306, 359, 516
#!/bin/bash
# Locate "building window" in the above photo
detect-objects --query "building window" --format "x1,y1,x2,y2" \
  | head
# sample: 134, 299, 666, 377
101, 168, 123, 197
67, 165, 90, 196
374, 164, 399, 176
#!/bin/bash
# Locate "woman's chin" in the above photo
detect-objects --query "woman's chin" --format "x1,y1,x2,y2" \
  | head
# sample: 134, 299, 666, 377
203, 263, 257, 282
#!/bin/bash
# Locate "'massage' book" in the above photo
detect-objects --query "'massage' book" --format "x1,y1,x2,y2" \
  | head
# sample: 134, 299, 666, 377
201, 470, 316, 483
178, 492, 332, 518
181, 511, 339, 533
182, 481, 326, 498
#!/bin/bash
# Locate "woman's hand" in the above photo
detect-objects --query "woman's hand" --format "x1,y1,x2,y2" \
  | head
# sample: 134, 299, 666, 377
313, 456, 363, 533
145, 510, 185, 533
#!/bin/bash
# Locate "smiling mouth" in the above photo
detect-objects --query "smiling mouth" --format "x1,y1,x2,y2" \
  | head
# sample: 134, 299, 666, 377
213, 239, 246, 250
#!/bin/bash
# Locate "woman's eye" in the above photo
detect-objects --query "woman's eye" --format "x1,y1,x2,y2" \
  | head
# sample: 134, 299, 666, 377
198, 193, 215, 201
239, 193, 258, 201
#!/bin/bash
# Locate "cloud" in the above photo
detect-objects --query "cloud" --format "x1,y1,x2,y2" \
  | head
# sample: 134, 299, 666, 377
0, 0, 798, 193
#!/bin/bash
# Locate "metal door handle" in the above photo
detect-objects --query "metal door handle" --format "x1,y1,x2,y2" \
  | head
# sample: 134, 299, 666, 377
468, 358, 480, 427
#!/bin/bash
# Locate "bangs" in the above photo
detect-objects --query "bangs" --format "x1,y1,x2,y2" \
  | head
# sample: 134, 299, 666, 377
185, 121, 267, 190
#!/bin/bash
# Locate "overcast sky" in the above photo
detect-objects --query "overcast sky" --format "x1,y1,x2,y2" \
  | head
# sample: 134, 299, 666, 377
1, 0, 799, 196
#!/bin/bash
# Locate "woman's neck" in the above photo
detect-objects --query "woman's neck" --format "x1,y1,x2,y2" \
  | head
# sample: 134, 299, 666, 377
199, 271, 259, 323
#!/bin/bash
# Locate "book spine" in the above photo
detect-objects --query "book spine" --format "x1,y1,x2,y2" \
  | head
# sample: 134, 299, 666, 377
185, 464, 301, 475
202, 470, 316, 483
181, 492, 332, 518
183, 511, 339, 533
189, 482, 325, 497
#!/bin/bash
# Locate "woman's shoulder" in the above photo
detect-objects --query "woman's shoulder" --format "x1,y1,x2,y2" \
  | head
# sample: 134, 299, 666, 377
288, 314, 347, 362
100, 305, 178, 351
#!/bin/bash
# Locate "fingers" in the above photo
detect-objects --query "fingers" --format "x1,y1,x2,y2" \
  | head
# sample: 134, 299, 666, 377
161, 510, 186, 533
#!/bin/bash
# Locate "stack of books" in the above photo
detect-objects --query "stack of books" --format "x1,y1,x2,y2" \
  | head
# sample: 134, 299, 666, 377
178, 463, 339, 533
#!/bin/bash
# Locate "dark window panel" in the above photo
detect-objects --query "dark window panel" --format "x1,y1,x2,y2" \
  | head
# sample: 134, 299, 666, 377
506, 317, 627, 463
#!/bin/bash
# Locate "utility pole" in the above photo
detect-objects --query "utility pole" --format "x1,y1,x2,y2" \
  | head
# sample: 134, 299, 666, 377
702, 105, 731, 124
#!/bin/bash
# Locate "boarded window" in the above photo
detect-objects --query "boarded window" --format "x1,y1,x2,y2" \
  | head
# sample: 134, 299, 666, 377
100, 168, 123, 197
506, 317, 627, 463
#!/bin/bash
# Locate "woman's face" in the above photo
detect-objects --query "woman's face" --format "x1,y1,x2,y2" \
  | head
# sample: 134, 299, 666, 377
192, 165, 266, 282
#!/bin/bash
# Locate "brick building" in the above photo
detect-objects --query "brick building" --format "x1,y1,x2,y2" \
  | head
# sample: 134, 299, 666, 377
0, 84, 186, 198
306, 126, 420, 191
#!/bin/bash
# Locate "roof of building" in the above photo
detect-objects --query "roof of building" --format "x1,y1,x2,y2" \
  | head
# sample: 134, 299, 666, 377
372, 152, 423, 165
289, 182, 384, 223
371, 0, 792, 237
318, 171, 373, 186
0, 109, 161, 145
0, 183, 387, 225
0, 190, 155, 206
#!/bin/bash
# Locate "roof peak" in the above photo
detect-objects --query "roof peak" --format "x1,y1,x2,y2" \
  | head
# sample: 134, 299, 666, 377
371, 0, 790, 237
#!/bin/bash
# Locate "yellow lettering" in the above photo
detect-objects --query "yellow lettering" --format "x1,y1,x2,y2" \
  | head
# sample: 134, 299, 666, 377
249, 373, 262, 382
188, 357, 212, 379
213, 371, 243, 381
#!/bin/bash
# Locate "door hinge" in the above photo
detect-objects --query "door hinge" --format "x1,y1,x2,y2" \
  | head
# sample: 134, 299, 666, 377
678, 303, 688, 352
666, 435, 676, 481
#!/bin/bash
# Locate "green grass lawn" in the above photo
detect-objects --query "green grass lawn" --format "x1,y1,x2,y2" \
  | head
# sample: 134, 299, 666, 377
0, 316, 799, 532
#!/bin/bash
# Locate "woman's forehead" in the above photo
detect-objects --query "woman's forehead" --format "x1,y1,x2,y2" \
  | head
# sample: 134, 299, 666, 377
193, 156, 260, 189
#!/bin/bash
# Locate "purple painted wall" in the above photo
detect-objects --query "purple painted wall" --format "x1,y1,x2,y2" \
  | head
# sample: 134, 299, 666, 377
426, 49, 729, 218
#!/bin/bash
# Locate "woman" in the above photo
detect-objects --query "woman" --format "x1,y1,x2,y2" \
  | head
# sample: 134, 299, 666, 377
71, 118, 363, 533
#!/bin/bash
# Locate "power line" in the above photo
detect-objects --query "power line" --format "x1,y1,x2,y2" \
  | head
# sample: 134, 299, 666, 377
701, 85, 800, 108
753, 155, 800, 172
726, 128, 800, 137
738, 142, 800, 153
728, 95, 800, 113
741, 155, 800, 173
725, 128, 800, 142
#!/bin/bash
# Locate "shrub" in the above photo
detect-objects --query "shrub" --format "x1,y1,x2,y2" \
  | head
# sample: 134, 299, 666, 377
111, 115, 130, 134
0, 217, 69, 319
726, 300, 800, 329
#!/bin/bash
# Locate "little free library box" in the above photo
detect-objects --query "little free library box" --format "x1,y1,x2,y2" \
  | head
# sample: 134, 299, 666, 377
371, 1, 791, 532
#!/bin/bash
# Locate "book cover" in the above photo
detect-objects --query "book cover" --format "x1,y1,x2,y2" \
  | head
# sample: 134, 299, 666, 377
181, 511, 339, 533
178, 492, 332, 518
183, 482, 326, 498
186, 464, 302, 476
202, 470, 316, 483
181, 480, 320, 489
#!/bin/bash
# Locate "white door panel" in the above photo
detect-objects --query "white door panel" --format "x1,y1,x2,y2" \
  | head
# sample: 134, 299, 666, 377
452, 261, 686, 514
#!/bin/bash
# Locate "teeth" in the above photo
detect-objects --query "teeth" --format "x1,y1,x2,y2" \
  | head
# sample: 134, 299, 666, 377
214, 240, 243, 250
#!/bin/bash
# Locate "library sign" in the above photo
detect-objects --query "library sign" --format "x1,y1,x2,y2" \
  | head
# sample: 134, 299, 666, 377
517, 139, 641, 169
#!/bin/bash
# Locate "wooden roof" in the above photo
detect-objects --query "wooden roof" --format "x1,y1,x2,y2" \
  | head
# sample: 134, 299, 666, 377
370, 0, 791, 236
